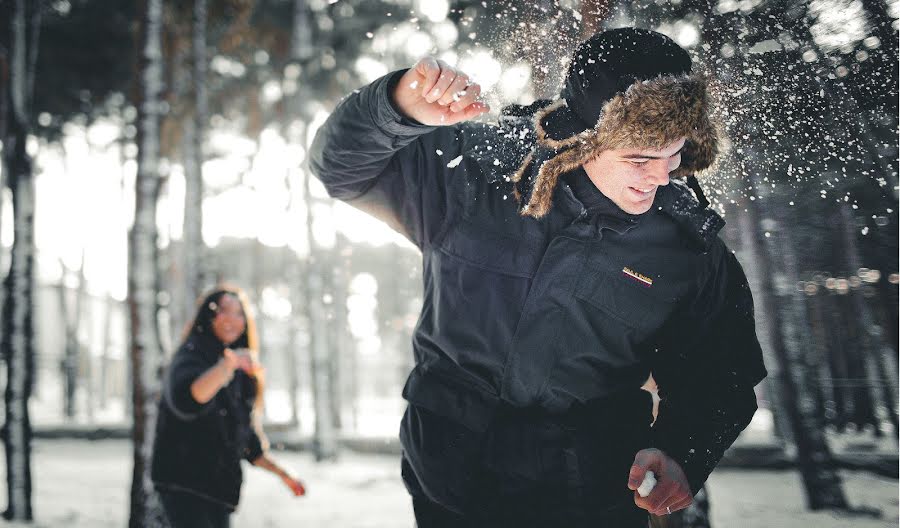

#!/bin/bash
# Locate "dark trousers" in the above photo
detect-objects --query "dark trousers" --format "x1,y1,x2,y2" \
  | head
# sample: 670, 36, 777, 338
158, 489, 232, 528
401, 389, 654, 528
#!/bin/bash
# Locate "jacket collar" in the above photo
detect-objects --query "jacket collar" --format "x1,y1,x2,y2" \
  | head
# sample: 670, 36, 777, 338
654, 180, 725, 251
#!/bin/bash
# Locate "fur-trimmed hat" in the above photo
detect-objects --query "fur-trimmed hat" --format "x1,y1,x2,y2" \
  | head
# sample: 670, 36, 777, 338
513, 28, 720, 218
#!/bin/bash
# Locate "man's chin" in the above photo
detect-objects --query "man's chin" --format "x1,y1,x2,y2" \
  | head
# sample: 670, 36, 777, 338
624, 201, 654, 215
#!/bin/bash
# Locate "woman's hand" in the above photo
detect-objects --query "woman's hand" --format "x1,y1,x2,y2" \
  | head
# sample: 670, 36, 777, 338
252, 454, 305, 496
280, 472, 306, 497
392, 57, 490, 126
223, 348, 261, 376
221, 348, 243, 372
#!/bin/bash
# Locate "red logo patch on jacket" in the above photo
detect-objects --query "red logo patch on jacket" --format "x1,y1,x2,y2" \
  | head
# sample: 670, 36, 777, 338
622, 266, 653, 287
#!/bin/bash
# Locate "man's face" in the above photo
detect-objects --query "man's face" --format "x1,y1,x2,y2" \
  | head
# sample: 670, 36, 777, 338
582, 137, 686, 215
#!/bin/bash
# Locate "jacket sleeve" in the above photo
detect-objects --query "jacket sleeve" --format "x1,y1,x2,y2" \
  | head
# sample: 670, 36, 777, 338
241, 375, 268, 462
309, 69, 466, 249
162, 345, 216, 420
651, 242, 768, 494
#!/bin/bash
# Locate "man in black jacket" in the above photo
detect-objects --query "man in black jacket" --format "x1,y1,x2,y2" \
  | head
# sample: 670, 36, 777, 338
310, 28, 767, 527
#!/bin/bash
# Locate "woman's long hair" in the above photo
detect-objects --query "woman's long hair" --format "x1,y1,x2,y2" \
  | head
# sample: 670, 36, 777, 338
183, 284, 266, 422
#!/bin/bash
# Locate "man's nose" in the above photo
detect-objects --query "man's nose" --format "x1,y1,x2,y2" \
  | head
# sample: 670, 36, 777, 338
648, 161, 671, 186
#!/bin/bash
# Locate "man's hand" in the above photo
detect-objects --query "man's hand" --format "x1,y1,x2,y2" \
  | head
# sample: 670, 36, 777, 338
392, 57, 490, 126
627, 448, 692, 516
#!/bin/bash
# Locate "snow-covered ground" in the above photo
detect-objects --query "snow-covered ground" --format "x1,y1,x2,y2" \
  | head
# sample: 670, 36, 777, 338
4, 438, 897, 527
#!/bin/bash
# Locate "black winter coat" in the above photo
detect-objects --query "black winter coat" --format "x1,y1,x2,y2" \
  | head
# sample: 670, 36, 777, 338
309, 71, 767, 493
151, 332, 265, 510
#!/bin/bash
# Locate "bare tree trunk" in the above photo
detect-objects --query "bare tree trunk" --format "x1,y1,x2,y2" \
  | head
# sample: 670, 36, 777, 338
290, 0, 336, 457
327, 239, 343, 431
824, 288, 856, 430
285, 180, 303, 431
834, 280, 879, 430
1, 0, 40, 520
128, 0, 167, 526
305, 171, 337, 461
59, 283, 78, 419
333, 235, 355, 433
59, 250, 87, 420
736, 206, 793, 444
1, 139, 36, 523
745, 154, 848, 510
99, 294, 115, 410
0, 37, 7, 273
806, 286, 838, 427
285, 0, 314, 431
348, 318, 359, 433
874, 269, 899, 356
836, 205, 898, 438
183, 0, 207, 298
291, 0, 314, 62
286, 295, 302, 427
84, 294, 95, 423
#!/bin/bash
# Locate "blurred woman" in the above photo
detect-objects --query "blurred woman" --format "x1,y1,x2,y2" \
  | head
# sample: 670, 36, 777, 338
152, 285, 305, 528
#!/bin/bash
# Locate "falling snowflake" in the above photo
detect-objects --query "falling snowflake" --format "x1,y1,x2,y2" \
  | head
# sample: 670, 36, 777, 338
447, 155, 463, 168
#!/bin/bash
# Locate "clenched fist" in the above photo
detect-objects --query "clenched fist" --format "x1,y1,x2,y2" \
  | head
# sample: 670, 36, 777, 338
392, 57, 490, 126
627, 448, 693, 516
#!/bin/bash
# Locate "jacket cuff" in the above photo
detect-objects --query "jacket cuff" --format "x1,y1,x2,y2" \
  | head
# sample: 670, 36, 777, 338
243, 430, 265, 462
368, 69, 437, 138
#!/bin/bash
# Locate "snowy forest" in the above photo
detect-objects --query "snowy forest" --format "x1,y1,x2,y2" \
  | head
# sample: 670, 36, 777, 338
0, 0, 897, 526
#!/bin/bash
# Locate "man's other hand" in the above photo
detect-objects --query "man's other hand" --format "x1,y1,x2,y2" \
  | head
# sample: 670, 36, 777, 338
627, 448, 692, 516
392, 57, 490, 126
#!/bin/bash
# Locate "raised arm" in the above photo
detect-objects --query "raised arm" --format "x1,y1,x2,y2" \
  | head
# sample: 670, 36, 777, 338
308, 57, 489, 247
188, 348, 252, 404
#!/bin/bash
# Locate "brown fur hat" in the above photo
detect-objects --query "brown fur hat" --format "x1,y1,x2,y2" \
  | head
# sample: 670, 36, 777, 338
513, 29, 721, 218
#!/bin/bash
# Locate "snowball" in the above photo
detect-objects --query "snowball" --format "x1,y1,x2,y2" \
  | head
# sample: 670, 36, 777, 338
637, 471, 656, 498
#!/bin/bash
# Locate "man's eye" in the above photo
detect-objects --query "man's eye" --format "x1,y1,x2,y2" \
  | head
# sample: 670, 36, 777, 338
628, 160, 649, 166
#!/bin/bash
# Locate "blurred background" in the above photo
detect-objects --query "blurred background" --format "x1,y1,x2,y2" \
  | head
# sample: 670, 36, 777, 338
0, 0, 897, 526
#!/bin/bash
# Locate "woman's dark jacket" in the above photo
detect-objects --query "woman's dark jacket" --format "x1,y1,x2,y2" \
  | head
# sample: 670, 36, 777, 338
151, 332, 265, 510
309, 71, 768, 494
